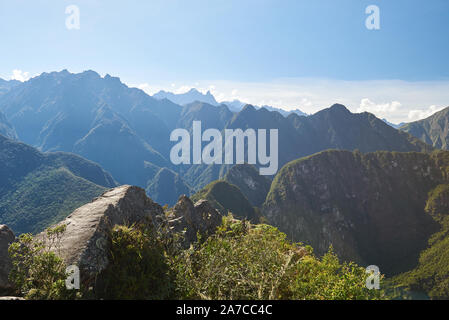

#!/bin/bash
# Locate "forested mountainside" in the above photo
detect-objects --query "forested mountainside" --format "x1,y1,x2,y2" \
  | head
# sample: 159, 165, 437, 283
263, 150, 449, 279
0, 134, 116, 234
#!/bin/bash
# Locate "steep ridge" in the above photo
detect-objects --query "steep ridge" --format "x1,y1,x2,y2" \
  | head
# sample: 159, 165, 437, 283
392, 183, 449, 299
224, 164, 271, 207
263, 150, 449, 275
177, 101, 233, 132
400, 106, 449, 150
0, 78, 20, 95
0, 112, 17, 140
191, 180, 258, 221
146, 168, 193, 206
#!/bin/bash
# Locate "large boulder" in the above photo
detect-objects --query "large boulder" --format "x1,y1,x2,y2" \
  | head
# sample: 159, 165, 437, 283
0, 225, 15, 294
39, 185, 165, 286
169, 195, 222, 246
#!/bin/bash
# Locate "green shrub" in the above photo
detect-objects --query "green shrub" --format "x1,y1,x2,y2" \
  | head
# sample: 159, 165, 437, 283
172, 216, 384, 300
97, 224, 173, 300
8, 217, 386, 300
8, 225, 76, 300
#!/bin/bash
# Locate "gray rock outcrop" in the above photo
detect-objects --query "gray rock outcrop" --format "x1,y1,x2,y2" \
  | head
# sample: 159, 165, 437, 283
39, 185, 165, 286
169, 195, 222, 246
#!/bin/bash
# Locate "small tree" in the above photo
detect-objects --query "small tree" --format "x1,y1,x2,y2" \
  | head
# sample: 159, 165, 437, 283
8, 225, 75, 300
97, 224, 173, 299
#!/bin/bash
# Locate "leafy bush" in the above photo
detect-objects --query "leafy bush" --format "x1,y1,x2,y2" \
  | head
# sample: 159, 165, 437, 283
8, 217, 386, 300
97, 224, 173, 300
8, 225, 76, 300
172, 216, 384, 300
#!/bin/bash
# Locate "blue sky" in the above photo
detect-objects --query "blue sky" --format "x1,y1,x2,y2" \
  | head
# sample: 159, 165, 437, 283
1, 0, 449, 122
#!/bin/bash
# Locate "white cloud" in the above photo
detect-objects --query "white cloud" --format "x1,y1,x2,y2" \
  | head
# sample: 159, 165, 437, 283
137, 83, 160, 95
174, 85, 194, 94
11, 69, 30, 82
357, 99, 402, 119
408, 105, 445, 121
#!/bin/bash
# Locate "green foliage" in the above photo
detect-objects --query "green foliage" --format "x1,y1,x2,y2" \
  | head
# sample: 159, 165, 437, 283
285, 249, 383, 300
264, 149, 449, 277
172, 216, 384, 300
97, 224, 173, 300
0, 135, 115, 234
391, 183, 449, 299
7, 217, 387, 300
8, 225, 75, 300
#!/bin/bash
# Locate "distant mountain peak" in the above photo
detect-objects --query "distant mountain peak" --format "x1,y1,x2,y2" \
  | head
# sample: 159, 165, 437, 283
382, 118, 405, 129
153, 88, 218, 106
400, 105, 449, 150
328, 103, 350, 113
241, 104, 257, 112
80, 69, 101, 78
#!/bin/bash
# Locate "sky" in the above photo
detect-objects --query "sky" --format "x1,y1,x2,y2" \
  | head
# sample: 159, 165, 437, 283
1, 0, 449, 123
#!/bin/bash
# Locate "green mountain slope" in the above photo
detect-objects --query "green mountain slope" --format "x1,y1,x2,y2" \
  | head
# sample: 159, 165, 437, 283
263, 150, 449, 276
224, 164, 272, 207
0, 134, 117, 234
391, 183, 449, 299
400, 106, 449, 150
191, 180, 258, 221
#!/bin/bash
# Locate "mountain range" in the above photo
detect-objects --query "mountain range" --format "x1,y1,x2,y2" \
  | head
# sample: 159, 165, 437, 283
153, 88, 219, 106
2, 70, 449, 299
0, 70, 436, 206
153, 87, 308, 117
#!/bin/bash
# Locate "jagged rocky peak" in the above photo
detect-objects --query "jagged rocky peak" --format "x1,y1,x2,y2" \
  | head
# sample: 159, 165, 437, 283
241, 104, 257, 113
0, 225, 15, 294
168, 194, 222, 246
